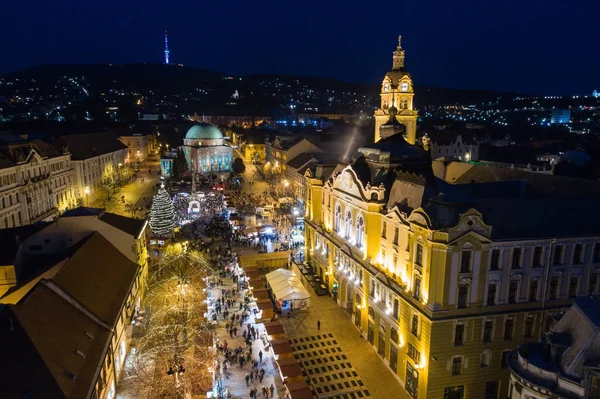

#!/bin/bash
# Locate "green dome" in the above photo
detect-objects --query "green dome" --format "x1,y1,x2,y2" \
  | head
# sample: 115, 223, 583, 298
185, 123, 223, 140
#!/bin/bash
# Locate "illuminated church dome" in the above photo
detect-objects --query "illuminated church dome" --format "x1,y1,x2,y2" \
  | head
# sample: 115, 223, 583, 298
185, 123, 224, 140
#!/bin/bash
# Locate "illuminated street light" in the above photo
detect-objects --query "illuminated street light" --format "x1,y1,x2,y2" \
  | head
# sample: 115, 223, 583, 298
84, 186, 90, 206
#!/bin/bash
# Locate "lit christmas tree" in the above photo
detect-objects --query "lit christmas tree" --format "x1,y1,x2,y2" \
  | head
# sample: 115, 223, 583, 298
149, 184, 176, 237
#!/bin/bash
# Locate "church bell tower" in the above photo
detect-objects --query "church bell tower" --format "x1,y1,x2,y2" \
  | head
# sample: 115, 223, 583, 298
374, 36, 418, 144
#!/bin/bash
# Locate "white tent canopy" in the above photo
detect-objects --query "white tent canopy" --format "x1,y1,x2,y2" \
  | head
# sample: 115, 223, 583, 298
266, 268, 311, 309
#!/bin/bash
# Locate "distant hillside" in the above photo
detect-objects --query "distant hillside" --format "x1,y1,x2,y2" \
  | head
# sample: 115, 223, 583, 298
5, 63, 518, 106
8, 63, 223, 91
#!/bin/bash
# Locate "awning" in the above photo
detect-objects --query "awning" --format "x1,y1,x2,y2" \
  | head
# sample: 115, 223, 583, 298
265, 268, 311, 308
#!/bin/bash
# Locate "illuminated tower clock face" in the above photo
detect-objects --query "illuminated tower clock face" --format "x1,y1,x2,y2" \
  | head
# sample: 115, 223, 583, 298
401, 82, 409, 92
383, 83, 390, 92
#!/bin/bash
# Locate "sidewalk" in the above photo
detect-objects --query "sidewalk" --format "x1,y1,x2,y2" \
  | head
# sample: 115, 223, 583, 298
208, 277, 287, 399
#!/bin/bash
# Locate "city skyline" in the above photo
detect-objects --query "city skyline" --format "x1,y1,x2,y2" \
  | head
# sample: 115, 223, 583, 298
3, 0, 599, 95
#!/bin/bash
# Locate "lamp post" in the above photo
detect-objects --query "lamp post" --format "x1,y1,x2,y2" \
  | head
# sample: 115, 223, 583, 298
84, 186, 90, 206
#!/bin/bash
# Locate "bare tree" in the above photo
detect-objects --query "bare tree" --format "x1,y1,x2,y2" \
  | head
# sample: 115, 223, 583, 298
125, 247, 215, 398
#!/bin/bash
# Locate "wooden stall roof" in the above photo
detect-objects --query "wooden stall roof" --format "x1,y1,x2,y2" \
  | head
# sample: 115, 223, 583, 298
263, 321, 285, 336
276, 358, 303, 378
271, 338, 293, 355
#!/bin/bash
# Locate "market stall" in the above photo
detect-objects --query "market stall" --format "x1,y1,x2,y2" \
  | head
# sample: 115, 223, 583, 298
265, 269, 311, 311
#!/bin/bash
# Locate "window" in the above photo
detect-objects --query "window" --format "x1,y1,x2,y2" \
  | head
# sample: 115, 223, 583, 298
415, 244, 423, 266
452, 357, 462, 375
544, 315, 555, 332
594, 244, 600, 263
454, 324, 465, 346
533, 247, 543, 267
393, 227, 399, 245
511, 248, 522, 268
393, 298, 399, 319
411, 314, 419, 336
444, 386, 464, 399
490, 249, 500, 270
334, 205, 341, 232
574, 244, 583, 264
391, 327, 399, 344
408, 343, 421, 363
483, 320, 493, 343
64, 369, 77, 381
485, 381, 499, 399
460, 251, 471, 273
413, 277, 421, 301
480, 351, 490, 368
529, 280, 539, 302
554, 245, 563, 265
524, 316, 534, 338
356, 217, 365, 248
370, 280, 376, 298
406, 363, 418, 399
590, 274, 598, 295
381, 221, 387, 238
504, 318, 514, 340
549, 277, 560, 299
501, 351, 509, 369
486, 284, 497, 306
508, 281, 519, 304
569, 276, 579, 297
458, 285, 468, 309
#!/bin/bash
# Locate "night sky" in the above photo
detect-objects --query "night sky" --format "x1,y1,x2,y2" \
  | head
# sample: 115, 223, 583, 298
3, 0, 598, 95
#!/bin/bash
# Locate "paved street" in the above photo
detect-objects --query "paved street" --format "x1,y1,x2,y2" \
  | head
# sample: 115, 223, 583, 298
279, 293, 410, 399
208, 276, 287, 399
92, 160, 160, 218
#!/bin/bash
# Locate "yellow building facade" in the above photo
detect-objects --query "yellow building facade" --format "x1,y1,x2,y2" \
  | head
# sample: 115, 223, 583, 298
304, 157, 600, 399
374, 36, 418, 144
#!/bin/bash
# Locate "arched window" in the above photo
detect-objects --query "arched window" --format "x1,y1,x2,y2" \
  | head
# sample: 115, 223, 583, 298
345, 210, 352, 239
356, 216, 365, 248
334, 204, 342, 232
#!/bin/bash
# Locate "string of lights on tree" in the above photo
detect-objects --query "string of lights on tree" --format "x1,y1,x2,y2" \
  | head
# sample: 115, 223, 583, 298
127, 248, 214, 397
149, 184, 177, 237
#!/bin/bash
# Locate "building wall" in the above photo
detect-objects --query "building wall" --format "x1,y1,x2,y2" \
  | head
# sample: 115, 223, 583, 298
119, 135, 153, 163
0, 265, 17, 297
430, 135, 479, 161
304, 167, 600, 399
71, 149, 128, 204
0, 151, 75, 228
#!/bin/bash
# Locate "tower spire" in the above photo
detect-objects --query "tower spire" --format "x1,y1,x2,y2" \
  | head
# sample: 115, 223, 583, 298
392, 34, 405, 70
164, 31, 170, 65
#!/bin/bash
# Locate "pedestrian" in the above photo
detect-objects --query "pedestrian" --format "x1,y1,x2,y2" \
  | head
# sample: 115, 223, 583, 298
262, 386, 268, 397
270, 383, 275, 398
317, 320, 321, 330
245, 374, 250, 386
250, 370, 254, 382
259, 350, 263, 363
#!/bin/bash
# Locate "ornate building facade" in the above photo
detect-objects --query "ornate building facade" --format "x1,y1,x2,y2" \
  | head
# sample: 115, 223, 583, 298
182, 123, 233, 173
304, 154, 600, 399
374, 36, 418, 145
302, 37, 600, 398
0, 138, 75, 228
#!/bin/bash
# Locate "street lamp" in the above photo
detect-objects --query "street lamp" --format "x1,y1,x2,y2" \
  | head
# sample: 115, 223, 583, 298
84, 186, 90, 206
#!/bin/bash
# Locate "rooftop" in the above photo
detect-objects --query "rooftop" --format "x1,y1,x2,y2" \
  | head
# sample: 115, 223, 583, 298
54, 132, 127, 160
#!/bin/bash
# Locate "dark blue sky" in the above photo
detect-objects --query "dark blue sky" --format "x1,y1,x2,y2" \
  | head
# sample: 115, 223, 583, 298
3, 0, 598, 95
